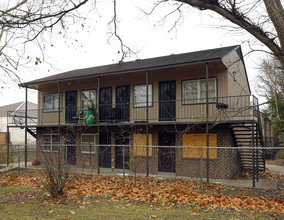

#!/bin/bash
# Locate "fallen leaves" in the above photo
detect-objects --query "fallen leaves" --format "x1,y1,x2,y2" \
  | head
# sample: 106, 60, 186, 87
0, 172, 283, 214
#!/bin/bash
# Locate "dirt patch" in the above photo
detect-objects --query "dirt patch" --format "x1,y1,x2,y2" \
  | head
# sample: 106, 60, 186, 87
0, 191, 39, 204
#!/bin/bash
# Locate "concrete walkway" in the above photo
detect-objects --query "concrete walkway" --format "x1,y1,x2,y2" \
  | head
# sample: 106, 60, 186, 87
266, 164, 284, 176
1, 162, 283, 190
0, 162, 32, 173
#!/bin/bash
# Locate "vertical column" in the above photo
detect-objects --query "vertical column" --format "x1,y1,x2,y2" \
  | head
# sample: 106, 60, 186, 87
97, 76, 100, 174
206, 63, 209, 182
25, 86, 28, 167
146, 70, 149, 177
57, 82, 61, 165
252, 122, 255, 187
6, 126, 10, 166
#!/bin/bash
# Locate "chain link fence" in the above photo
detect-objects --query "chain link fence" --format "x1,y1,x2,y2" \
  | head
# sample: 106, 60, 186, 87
1, 144, 283, 198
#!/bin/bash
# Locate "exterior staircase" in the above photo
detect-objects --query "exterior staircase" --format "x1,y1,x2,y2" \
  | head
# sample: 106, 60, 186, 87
231, 120, 265, 171
27, 127, 36, 138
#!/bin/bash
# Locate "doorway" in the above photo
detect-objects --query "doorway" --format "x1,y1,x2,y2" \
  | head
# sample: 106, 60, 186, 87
99, 87, 112, 122
65, 91, 77, 123
99, 133, 112, 168
158, 132, 176, 172
115, 132, 129, 169
116, 85, 130, 121
159, 81, 176, 121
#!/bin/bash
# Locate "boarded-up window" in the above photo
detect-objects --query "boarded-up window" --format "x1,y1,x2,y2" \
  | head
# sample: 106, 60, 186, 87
182, 134, 217, 158
133, 134, 152, 157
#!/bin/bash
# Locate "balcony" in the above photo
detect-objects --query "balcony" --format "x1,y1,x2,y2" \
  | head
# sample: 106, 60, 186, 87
8, 95, 259, 127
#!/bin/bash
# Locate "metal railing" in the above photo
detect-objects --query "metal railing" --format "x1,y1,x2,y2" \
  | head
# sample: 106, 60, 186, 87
7, 95, 258, 126
1, 144, 283, 194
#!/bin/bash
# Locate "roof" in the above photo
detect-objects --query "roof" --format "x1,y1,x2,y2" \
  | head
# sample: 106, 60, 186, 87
0, 102, 37, 118
19, 45, 240, 87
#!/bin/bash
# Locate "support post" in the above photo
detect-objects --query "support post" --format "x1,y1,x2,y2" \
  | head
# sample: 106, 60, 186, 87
256, 123, 259, 182
25, 86, 28, 167
123, 145, 125, 186
146, 70, 149, 177
200, 146, 203, 193
97, 76, 100, 174
205, 62, 209, 182
6, 126, 10, 166
252, 122, 256, 187
58, 82, 61, 164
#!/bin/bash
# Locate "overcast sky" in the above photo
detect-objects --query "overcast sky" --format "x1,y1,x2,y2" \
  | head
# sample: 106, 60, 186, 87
0, 0, 267, 106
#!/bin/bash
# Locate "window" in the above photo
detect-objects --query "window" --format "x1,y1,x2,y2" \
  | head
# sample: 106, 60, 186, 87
81, 134, 96, 153
182, 133, 217, 159
42, 134, 60, 152
182, 78, 216, 104
81, 90, 96, 110
133, 84, 153, 107
133, 133, 152, 157
43, 93, 62, 112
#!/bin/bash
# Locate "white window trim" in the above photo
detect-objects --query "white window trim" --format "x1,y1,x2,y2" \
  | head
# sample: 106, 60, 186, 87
182, 78, 217, 104
81, 89, 97, 110
133, 84, 153, 108
43, 93, 62, 112
42, 134, 60, 152
81, 134, 96, 154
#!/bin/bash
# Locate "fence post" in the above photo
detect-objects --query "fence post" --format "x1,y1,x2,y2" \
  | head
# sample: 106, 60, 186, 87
123, 145, 125, 186
200, 146, 203, 193
18, 145, 20, 176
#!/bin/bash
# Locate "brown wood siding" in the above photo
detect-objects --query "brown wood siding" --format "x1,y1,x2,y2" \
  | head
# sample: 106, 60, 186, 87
36, 61, 252, 125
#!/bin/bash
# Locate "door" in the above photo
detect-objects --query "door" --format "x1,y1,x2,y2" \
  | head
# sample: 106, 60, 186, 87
159, 81, 176, 121
158, 132, 175, 172
66, 132, 76, 165
115, 132, 129, 169
65, 91, 77, 123
67, 146, 76, 165
99, 133, 111, 168
99, 87, 112, 122
116, 85, 130, 121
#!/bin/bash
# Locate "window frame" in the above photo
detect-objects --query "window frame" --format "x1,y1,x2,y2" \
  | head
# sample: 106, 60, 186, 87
81, 134, 96, 154
182, 78, 217, 105
81, 89, 97, 110
42, 134, 60, 152
43, 93, 62, 112
133, 83, 153, 108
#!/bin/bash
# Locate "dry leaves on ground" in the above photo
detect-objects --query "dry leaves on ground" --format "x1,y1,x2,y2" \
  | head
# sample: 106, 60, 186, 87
0, 173, 283, 214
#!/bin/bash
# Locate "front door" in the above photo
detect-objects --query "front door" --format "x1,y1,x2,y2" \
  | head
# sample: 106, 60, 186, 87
116, 85, 130, 121
159, 81, 176, 121
115, 132, 129, 169
66, 132, 76, 165
99, 87, 112, 122
67, 145, 76, 165
99, 133, 111, 168
158, 132, 175, 172
65, 91, 77, 123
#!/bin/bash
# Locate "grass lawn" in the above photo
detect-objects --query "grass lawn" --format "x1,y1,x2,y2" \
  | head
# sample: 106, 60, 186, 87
0, 186, 279, 219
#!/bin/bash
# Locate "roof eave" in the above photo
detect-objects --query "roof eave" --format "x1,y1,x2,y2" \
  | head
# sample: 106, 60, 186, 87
19, 57, 223, 89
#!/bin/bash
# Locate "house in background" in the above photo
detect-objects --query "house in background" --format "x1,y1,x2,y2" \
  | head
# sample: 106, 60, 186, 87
16, 45, 265, 179
0, 101, 37, 146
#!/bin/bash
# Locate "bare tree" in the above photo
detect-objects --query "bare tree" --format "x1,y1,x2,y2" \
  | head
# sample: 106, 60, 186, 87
0, 0, 90, 83
164, 0, 284, 68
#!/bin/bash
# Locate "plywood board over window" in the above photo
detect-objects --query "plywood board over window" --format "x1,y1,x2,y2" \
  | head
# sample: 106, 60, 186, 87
133, 134, 152, 157
182, 134, 217, 159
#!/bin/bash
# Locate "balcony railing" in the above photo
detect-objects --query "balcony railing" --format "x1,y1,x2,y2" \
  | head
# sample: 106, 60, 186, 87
8, 95, 258, 126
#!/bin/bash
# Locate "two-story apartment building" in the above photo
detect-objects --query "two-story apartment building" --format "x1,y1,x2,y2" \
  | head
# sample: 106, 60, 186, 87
16, 45, 264, 179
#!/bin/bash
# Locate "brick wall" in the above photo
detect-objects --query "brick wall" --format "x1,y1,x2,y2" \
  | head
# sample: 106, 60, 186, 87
34, 124, 241, 179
